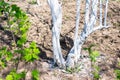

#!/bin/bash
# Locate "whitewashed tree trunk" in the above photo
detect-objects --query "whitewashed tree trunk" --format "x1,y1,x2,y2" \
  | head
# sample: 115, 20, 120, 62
48, 0, 109, 68
48, 0, 65, 68
36, 0, 40, 6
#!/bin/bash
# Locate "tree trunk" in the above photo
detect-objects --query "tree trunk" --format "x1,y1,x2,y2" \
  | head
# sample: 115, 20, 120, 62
48, 0, 109, 68
48, 0, 65, 68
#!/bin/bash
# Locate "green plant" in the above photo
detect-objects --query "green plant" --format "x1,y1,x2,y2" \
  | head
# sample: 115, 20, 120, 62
83, 44, 100, 80
23, 42, 40, 62
0, 0, 30, 47
118, 61, 120, 67
0, 47, 13, 68
28, 0, 37, 4
66, 63, 81, 74
83, 44, 100, 62
15, 41, 40, 62
6, 70, 25, 80
92, 65, 100, 80
115, 69, 120, 80
0, 78, 2, 80
0, 2, 40, 80
32, 69, 39, 80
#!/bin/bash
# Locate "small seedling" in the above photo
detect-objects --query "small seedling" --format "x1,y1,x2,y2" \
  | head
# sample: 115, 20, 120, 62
92, 65, 100, 80
0, 2, 41, 80
0, 1, 30, 47
115, 69, 120, 80
83, 44, 100, 62
6, 70, 25, 80
23, 42, 40, 62
66, 63, 81, 74
83, 44, 100, 80
15, 42, 40, 62
0, 47, 13, 68
32, 69, 39, 80
118, 61, 120, 66
28, 0, 37, 4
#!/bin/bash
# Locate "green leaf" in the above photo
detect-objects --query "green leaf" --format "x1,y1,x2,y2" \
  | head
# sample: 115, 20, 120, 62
20, 27, 27, 34
0, 78, 3, 80
24, 54, 32, 62
92, 51, 100, 57
6, 51, 13, 61
24, 48, 31, 54
6, 70, 25, 80
30, 42, 37, 48
115, 69, 120, 79
17, 36, 27, 47
89, 50, 100, 62
6, 75, 13, 80
93, 71, 100, 79
90, 55, 96, 62
32, 54, 39, 60
13, 72, 25, 80
17, 40, 23, 47
33, 48, 40, 54
32, 70, 39, 80
6, 56, 11, 61
0, 60, 6, 68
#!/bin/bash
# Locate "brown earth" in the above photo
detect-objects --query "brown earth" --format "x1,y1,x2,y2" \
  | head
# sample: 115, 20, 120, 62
0, 0, 120, 80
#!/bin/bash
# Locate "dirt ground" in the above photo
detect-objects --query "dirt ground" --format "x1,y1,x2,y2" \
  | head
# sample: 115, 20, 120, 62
0, 0, 120, 80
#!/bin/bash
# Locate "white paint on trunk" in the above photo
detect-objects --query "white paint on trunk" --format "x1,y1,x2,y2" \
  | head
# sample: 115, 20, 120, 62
36, 0, 40, 6
48, 0, 109, 68
48, 0, 65, 68
104, 0, 109, 26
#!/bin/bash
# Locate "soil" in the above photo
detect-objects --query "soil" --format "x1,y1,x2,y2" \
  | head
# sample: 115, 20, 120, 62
0, 0, 120, 80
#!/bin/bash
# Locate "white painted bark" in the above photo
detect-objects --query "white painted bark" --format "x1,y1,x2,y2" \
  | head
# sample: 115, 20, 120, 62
100, 0, 103, 26
66, 0, 82, 67
104, 0, 108, 26
36, 0, 40, 6
66, 0, 99, 68
48, 0, 65, 68
48, 0, 109, 68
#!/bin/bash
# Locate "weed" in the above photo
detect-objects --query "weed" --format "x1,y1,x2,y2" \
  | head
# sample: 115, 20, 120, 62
0, 1, 40, 80
0, 47, 13, 69
23, 42, 40, 62
6, 70, 25, 80
0, 0, 30, 47
0, 1, 40, 63
15, 41, 40, 62
115, 69, 120, 80
28, 0, 37, 4
83, 44, 100, 80
92, 65, 100, 80
32, 69, 40, 80
66, 63, 81, 74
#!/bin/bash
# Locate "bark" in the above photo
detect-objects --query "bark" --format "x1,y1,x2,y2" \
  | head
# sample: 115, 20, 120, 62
66, 0, 82, 67
48, 0, 109, 68
66, 0, 109, 68
37, 0, 40, 6
48, 0, 65, 68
